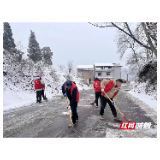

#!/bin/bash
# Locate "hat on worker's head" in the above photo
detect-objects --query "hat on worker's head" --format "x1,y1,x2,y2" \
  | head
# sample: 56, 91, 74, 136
116, 79, 123, 83
65, 80, 72, 88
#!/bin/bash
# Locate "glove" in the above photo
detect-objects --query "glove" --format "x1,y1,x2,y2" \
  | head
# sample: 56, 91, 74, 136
63, 94, 66, 97
101, 89, 105, 93
112, 101, 115, 106
67, 106, 71, 110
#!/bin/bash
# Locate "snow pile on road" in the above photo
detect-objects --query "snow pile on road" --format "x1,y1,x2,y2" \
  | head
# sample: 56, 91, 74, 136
129, 82, 157, 112
62, 112, 69, 115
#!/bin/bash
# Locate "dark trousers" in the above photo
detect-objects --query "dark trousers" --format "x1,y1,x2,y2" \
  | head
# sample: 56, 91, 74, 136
71, 102, 78, 124
100, 95, 117, 117
95, 92, 101, 106
36, 90, 42, 102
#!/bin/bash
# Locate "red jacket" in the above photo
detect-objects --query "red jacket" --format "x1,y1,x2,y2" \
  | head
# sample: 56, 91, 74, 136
41, 84, 45, 89
101, 80, 119, 98
34, 79, 44, 90
93, 80, 101, 92
70, 82, 79, 102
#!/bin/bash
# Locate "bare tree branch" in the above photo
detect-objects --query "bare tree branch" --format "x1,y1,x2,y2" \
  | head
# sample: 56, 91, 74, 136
141, 22, 157, 57
111, 22, 152, 51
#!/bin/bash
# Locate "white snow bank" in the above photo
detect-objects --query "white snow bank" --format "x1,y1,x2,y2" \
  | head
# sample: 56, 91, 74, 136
3, 89, 35, 111
129, 82, 157, 112
129, 90, 157, 112
3, 70, 91, 111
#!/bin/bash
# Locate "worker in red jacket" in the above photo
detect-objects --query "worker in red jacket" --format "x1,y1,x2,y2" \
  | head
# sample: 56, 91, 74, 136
100, 79, 123, 121
92, 77, 101, 108
34, 77, 45, 103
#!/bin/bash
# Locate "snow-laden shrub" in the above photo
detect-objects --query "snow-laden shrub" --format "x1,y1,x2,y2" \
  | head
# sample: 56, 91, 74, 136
138, 59, 157, 94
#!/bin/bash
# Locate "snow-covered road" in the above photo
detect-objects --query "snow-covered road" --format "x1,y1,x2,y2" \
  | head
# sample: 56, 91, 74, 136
3, 86, 157, 138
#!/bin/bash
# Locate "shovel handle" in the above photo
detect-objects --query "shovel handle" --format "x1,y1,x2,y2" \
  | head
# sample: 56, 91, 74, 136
104, 93, 130, 122
65, 97, 72, 123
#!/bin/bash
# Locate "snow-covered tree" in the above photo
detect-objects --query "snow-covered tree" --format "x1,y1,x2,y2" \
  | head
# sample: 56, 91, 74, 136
27, 30, 42, 63
67, 60, 73, 74
3, 22, 16, 51
89, 22, 157, 57
63, 60, 74, 80
41, 47, 53, 65
89, 22, 157, 93
121, 67, 135, 82
121, 24, 156, 91
58, 65, 65, 72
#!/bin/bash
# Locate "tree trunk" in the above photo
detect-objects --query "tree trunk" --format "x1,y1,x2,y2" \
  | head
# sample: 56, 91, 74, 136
141, 22, 157, 57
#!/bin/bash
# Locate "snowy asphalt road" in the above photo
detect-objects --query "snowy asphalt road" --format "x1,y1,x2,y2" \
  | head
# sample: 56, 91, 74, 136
3, 86, 157, 138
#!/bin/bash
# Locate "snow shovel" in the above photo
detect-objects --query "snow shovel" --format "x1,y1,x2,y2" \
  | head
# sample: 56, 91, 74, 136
43, 86, 48, 100
44, 87, 47, 99
104, 93, 130, 122
65, 97, 72, 124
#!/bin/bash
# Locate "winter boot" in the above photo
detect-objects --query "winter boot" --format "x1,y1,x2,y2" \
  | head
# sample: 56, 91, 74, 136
68, 123, 72, 127
90, 101, 95, 105
100, 116, 104, 120
69, 123, 76, 127
114, 117, 122, 122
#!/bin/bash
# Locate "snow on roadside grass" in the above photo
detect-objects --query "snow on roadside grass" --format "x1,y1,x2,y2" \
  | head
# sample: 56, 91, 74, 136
129, 90, 157, 111
128, 82, 157, 112
126, 91, 157, 124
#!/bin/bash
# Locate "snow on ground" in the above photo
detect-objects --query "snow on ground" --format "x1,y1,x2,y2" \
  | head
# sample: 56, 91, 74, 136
3, 89, 35, 111
104, 82, 157, 138
105, 122, 157, 138
62, 112, 69, 115
128, 82, 157, 112
126, 91, 157, 124
3, 71, 91, 111
3, 79, 35, 111
129, 90, 157, 111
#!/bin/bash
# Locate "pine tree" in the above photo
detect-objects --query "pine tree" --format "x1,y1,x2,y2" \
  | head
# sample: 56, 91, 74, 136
3, 22, 16, 51
27, 30, 42, 63
41, 47, 53, 65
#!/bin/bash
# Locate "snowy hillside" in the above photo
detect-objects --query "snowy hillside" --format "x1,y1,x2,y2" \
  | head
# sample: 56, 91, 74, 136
3, 70, 91, 111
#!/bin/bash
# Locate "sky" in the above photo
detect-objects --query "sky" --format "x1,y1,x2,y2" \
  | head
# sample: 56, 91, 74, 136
9, 22, 126, 69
